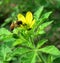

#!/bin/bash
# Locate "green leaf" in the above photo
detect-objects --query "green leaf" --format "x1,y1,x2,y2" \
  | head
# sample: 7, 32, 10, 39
0, 61, 3, 63
47, 55, 60, 63
0, 45, 12, 61
13, 28, 19, 34
12, 47, 30, 56
36, 21, 53, 35
42, 11, 52, 19
39, 46, 60, 56
20, 34, 35, 49
12, 38, 24, 47
0, 28, 17, 45
1, 17, 12, 27
13, 34, 34, 48
20, 52, 37, 63
21, 40, 34, 48
39, 21, 53, 30
35, 11, 52, 27
34, 6, 44, 20
36, 39, 48, 48
0, 28, 12, 35
36, 29, 45, 35
34, 15, 53, 32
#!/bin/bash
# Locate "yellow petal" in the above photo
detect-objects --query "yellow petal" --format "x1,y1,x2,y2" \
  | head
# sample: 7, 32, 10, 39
30, 19, 35, 28
17, 14, 26, 23
26, 11, 33, 24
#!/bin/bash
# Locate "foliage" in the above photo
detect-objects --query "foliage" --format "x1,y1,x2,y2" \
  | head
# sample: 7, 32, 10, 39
0, 6, 60, 63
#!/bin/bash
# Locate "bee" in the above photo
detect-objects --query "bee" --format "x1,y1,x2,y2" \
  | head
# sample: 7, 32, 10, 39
10, 21, 22, 30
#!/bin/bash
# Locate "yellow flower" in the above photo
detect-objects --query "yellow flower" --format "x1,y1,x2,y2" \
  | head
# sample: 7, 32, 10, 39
17, 11, 35, 28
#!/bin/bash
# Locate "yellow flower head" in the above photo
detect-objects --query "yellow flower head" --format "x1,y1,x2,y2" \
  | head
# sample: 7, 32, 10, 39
17, 11, 35, 29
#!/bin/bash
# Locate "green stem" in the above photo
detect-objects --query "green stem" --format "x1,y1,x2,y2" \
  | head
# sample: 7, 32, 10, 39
30, 35, 35, 48
37, 54, 42, 63
39, 53, 47, 63
47, 55, 52, 63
